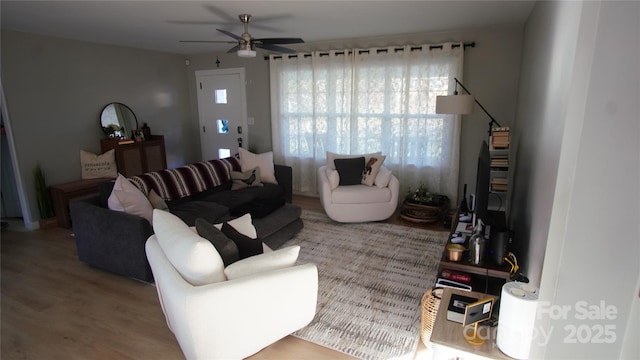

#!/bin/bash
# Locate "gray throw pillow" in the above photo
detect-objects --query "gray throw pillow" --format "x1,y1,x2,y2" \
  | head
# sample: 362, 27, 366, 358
195, 218, 240, 267
334, 157, 365, 185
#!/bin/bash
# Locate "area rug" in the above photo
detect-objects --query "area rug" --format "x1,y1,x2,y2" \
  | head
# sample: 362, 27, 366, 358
282, 210, 448, 360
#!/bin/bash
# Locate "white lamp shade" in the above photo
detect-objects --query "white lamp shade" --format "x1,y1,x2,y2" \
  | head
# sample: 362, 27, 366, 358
237, 48, 256, 58
436, 94, 475, 115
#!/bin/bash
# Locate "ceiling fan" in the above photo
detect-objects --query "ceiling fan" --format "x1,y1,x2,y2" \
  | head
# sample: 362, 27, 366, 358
180, 14, 304, 57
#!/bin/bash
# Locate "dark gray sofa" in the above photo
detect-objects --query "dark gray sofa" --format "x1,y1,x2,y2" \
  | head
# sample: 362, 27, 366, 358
69, 158, 303, 283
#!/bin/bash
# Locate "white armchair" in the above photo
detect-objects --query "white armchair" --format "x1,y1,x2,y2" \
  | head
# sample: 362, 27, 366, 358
145, 210, 318, 360
318, 164, 400, 223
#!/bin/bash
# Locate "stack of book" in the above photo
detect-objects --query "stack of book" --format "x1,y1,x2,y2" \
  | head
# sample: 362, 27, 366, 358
491, 127, 510, 149
491, 177, 508, 192
490, 154, 509, 169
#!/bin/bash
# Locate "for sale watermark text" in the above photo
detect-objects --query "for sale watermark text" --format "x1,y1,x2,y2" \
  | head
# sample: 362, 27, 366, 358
536, 300, 618, 345
538, 300, 617, 320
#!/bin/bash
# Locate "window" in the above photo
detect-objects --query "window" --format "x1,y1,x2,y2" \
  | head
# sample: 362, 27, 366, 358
217, 119, 229, 134
218, 148, 231, 159
270, 44, 464, 199
214, 89, 227, 104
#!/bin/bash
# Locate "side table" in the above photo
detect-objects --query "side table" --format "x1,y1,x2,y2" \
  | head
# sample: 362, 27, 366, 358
429, 287, 511, 360
400, 200, 448, 224
49, 178, 111, 228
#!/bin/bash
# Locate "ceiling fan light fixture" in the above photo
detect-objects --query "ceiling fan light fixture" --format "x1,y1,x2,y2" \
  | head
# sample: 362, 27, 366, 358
181, 13, 301, 56
237, 48, 256, 58
237, 43, 256, 58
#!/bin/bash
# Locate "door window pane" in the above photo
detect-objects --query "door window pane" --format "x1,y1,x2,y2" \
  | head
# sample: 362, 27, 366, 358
217, 119, 229, 134
218, 148, 231, 159
214, 89, 227, 104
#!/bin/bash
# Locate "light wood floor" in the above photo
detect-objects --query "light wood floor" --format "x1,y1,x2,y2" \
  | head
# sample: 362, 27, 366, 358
1, 195, 447, 359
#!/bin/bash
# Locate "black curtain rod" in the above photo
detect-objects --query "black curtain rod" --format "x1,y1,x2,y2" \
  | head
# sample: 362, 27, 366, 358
264, 41, 475, 60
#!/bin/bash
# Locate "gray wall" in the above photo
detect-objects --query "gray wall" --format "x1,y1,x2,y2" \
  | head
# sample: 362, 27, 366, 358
514, 1, 639, 358
1, 30, 193, 228
510, 0, 583, 285
2, 26, 524, 228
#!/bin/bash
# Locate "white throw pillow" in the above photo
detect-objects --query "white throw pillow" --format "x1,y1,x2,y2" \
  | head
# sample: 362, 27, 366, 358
326, 167, 340, 190
153, 209, 226, 285
361, 155, 386, 186
80, 149, 117, 179
224, 245, 300, 280
231, 167, 263, 190
214, 213, 257, 239
238, 148, 277, 184
374, 166, 393, 188
326, 151, 382, 170
107, 174, 153, 223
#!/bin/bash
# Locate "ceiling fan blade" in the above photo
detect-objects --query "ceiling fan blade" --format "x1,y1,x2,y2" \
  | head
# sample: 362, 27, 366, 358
256, 43, 297, 54
246, 24, 287, 32
203, 4, 237, 23
255, 37, 304, 45
179, 40, 236, 44
227, 45, 240, 53
217, 29, 241, 40
167, 20, 219, 25
251, 13, 292, 22
168, 5, 236, 27
245, 14, 292, 31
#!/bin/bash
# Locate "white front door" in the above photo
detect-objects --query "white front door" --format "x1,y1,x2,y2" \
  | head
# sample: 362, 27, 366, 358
195, 68, 248, 160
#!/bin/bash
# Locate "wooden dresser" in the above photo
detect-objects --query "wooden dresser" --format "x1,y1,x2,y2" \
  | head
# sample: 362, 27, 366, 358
100, 135, 167, 177
49, 177, 112, 228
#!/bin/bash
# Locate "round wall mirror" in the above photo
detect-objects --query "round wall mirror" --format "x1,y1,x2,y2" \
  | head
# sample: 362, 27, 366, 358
100, 103, 138, 139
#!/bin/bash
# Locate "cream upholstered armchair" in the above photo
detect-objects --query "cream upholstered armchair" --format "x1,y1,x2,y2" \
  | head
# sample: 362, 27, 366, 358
318, 152, 400, 223
145, 210, 318, 360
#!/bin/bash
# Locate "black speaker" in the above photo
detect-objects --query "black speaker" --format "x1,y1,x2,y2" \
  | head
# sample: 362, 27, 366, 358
489, 229, 510, 266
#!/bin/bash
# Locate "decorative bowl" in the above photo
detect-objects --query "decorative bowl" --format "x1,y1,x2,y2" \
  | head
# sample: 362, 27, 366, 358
446, 244, 465, 262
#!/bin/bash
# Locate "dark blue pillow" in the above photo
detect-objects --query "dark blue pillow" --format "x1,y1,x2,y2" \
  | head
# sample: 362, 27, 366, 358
334, 157, 365, 185
221, 222, 263, 260
195, 218, 239, 267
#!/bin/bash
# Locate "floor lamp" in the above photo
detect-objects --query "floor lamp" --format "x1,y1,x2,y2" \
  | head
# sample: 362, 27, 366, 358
435, 78, 502, 140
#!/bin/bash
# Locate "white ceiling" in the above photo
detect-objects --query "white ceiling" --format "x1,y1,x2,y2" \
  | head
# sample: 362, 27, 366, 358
1, 1, 536, 55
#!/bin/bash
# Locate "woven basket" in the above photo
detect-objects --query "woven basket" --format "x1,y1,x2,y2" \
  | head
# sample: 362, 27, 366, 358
420, 287, 443, 347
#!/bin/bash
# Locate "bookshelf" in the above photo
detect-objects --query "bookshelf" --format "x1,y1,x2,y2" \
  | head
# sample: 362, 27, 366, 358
489, 127, 510, 212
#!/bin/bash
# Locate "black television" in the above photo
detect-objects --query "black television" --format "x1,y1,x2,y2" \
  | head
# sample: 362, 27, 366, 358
474, 141, 491, 226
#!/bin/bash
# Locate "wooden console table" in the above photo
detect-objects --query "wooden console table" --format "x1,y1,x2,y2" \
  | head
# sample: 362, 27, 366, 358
438, 210, 511, 295
100, 135, 166, 177
430, 287, 512, 360
49, 178, 111, 228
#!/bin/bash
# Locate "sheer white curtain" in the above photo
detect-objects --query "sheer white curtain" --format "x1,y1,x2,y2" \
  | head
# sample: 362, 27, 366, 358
270, 43, 464, 201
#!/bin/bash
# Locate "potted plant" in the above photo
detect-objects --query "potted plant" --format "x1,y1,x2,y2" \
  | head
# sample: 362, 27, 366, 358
34, 163, 57, 229
401, 184, 450, 223
405, 184, 448, 207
